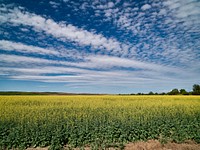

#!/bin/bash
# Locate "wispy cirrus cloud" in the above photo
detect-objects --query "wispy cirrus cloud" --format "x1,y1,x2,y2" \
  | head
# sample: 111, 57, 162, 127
163, 0, 200, 32
0, 40, 60, 56
0, 5, 124, 53
91, 0, 200, 68
0, 53, 181, 74
0, 53, 198, 93
0, 40, 88, 60
1, 64, 197, 91
1, 53, 198, 87
0, 64, 186, 85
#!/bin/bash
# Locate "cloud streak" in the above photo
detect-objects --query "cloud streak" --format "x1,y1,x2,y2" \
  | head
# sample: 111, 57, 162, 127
0, 6, 123, 53
0, 53, 182, 74
1, 53, 198, 86
0, 40, 60, 56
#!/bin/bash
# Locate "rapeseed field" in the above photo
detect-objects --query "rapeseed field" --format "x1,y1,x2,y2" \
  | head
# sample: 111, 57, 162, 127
0, 96, 199, 149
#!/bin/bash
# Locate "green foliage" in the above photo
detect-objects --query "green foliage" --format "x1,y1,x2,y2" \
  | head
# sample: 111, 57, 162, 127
168, 89, 179, 95
148, 91, 154, 95
193, 84, 200, 95
180, 89, 189, 95
0, 96, 200, 149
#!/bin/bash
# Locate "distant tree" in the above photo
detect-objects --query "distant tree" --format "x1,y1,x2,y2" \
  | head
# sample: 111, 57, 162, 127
148, 91, 154, 95
180, 89, 188, 95
193, 84, 200, 95
168, 88, 179, 95
160, 92, 166, 95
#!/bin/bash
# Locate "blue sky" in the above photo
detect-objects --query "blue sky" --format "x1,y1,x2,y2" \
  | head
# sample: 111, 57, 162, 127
0, 0, 200, 94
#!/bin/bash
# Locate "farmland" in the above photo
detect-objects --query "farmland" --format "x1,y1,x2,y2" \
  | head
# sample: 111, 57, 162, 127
0, 96, 200, 149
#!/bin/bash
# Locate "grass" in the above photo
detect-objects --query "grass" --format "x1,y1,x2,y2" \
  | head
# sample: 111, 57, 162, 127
0, 95, 200, 149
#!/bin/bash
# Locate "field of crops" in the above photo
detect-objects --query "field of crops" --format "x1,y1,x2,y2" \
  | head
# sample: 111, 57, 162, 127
0, 96, 200, 149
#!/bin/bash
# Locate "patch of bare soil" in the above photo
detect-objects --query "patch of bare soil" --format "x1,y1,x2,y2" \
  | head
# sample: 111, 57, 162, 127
26, 140, 200, 150
124, 140, 200, 150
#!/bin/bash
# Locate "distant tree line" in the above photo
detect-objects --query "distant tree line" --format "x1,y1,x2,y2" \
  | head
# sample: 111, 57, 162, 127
1, 84, 200, 95
0, 91, 108, 95
0, 91, 74, 95
130, 84, 200, 95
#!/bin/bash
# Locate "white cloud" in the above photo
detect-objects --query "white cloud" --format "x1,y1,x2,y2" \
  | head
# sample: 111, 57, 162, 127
81, 55, 181, 73
0, 54, 86, 68
1, 65, 197, 89
107, 2, 114, 8
49, 1, 60, 8
0, 54, 56, 65
159, 9, 167, 16
141, 4, 151, 11
80, 2, 88, 10
163, 0, 200, 27
0, 40, 60, 56
1, 53, 199, 92
0, 6, 124, 53
0, 53, 182, 74
91, 0, 200, 70
0, 65, 180, 84
0, 40, 86, 60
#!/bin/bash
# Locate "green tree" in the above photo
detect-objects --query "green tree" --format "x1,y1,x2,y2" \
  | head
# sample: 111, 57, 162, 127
160, 92, 166, 95
180, 89, 188, 95
168, 88, 179, 95
148, 91, 154, 95
193, 84, 200, 95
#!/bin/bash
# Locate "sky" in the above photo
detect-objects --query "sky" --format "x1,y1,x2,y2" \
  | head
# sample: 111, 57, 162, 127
0, 0, 200, 94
